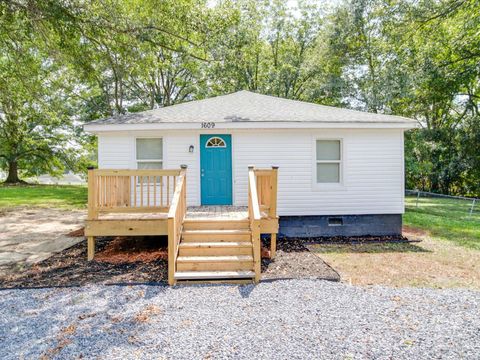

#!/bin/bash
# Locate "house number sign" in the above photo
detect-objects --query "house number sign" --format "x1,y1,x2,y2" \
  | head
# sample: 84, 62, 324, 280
201, 122, 216, 129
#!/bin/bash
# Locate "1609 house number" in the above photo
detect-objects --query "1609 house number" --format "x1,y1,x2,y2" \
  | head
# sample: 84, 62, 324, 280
201, 122, 215, 129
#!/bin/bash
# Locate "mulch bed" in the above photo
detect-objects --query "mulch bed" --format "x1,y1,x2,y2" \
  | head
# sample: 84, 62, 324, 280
95, 236, 168, 264
261, 238, 340, 281
0, 233, 412, 288
300, 234, 410, 244
0, 236, 168, 289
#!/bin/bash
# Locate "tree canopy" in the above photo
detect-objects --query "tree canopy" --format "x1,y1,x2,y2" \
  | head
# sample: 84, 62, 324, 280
0, 0, 479, 196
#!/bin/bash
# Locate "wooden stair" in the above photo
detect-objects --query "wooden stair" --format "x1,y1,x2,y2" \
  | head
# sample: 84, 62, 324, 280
174, 219, 255, 282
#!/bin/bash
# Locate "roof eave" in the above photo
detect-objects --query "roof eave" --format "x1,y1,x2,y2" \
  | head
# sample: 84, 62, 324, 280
83, 121, 418, 133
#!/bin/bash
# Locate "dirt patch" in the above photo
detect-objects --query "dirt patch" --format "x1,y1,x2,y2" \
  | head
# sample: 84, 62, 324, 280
0, 208, 86, 274
403, 225, 428, 238
262, 238, 340, 281
0, 208, 85, 243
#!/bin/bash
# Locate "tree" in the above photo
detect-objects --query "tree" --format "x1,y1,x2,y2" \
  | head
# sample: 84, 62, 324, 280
0, 0, 233, 182
319, 0, 480, 196
263, 0, 324, 99
0, 3, 91, 183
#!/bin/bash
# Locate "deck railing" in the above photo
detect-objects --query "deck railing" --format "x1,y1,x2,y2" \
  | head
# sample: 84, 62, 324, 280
87, 169, 182, 219
248, 166, 279, 275
254, 167, 278, 219
167, 169, 187, 285
86, 168, 187, 263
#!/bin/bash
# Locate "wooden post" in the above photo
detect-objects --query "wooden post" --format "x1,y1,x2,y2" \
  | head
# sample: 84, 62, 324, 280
167, 217, 175, 285
253, 220, 261, 283
87, 167, 97, 220
167, 167, 187, 286
270, 166, 278, 259
87, 167, 97, 261
270, 233, 277, 259
269, 166, 278, 218
248, 166, 262, 283
181, 165, 187, 211
87, 236, 95, 261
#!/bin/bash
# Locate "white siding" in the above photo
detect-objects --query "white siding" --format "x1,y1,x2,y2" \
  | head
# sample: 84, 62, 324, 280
98, 135, 132, 168
97, 128, 405, 215
163, 133, 199, 206
232, 129, 404, 215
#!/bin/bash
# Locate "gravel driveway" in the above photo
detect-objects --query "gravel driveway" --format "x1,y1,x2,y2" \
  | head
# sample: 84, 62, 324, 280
1, 280, 478, 359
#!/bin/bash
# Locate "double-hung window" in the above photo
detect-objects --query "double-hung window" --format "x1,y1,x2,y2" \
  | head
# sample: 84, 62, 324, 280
316, 139, 341, 183
136, 138, 163, 169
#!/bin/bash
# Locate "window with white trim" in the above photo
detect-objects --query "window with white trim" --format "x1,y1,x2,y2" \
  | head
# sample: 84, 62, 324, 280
136, 138, 163, 169
316, 139, 341, 183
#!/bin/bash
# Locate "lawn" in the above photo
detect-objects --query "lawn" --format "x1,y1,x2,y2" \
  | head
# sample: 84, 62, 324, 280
0, 184, 87, 209
311, 195, 480, 289
404, 195, 480, 250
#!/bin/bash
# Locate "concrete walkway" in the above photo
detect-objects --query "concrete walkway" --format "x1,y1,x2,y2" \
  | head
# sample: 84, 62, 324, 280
0, 208, 86, 275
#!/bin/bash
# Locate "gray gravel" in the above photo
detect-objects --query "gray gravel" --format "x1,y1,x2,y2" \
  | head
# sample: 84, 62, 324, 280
0, 280, 479, 359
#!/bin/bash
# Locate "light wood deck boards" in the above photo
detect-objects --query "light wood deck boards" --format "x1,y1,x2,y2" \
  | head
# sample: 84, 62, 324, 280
185, 206, 248, 220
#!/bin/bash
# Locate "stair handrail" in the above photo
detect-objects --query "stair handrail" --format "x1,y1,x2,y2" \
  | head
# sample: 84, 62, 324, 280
248, 166, 261, 283
253, 167, 278, 219
167, 167, 187, 285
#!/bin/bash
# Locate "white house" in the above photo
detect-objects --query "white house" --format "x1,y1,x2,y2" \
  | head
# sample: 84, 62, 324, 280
84, 90, 417, 237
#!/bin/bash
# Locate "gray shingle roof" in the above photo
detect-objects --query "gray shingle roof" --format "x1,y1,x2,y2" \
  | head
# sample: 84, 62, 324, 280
87, 90, 416, 125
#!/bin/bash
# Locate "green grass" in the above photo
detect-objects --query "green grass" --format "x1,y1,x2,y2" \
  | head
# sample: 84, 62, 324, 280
0, 184, 87, 209
404, 195, 480, 250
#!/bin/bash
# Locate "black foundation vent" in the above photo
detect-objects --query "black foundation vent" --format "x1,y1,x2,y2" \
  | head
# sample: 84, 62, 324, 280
328, 217, 343, 226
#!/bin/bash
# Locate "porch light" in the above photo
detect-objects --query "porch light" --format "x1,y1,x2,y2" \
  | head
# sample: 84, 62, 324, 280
189, 145, 194, 153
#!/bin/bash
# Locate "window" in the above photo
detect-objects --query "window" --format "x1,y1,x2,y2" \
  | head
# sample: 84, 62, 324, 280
205, 137, 226, 148
136, 138, 163, 169
316, 140, 341, 183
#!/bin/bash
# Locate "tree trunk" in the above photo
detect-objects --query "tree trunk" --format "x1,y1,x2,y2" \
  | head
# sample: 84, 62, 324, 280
4, 160, 21, 183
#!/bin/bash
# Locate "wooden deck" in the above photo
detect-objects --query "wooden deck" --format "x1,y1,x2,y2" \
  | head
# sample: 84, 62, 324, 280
85, 167, 278, 284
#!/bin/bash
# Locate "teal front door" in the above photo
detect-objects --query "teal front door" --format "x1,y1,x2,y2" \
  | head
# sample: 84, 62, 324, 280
200, 134, 233, 205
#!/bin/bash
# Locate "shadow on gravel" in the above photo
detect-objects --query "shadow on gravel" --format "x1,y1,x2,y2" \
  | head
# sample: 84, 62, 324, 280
238, 285, 255, 298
